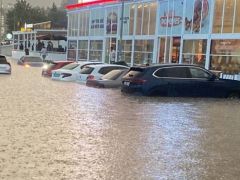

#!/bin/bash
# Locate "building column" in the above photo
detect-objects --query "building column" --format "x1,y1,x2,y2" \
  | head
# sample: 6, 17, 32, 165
205, 37, 211, 70
34, 32, 36, 52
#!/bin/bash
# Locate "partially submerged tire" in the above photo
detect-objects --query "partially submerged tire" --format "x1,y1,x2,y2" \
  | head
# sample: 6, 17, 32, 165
228, 92, 240, 99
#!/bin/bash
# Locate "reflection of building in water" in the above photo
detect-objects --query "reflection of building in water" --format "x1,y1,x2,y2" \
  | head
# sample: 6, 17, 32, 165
65, 0, 240, 78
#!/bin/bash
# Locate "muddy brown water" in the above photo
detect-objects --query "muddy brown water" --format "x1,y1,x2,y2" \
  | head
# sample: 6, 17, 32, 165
0, 59, 240, 179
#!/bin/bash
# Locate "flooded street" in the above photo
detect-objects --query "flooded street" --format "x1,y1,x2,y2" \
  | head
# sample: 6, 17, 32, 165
0, 58, 240, 180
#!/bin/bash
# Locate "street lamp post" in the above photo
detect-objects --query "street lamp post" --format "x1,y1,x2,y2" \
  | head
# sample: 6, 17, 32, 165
117, 0, 125, 62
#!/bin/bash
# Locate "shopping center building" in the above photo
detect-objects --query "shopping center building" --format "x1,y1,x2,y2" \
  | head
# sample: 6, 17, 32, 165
66, 0, 240, 76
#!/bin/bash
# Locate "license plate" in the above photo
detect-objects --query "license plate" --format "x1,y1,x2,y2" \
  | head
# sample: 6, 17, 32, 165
124, 81, 130, 86
54, 73, 60, 77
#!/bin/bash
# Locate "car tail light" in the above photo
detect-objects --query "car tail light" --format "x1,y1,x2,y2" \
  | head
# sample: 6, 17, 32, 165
87, 75, 95, 80
132, 78, 147, 85
62, 73, 72, 78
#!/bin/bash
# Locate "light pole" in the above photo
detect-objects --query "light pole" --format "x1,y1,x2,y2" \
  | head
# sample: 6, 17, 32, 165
117, 0, 125, 62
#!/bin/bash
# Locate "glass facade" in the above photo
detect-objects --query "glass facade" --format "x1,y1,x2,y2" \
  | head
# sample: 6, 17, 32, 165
67, 0, 240, 77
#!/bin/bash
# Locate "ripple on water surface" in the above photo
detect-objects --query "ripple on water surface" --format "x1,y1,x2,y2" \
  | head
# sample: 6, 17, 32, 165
0, 59, 240, 179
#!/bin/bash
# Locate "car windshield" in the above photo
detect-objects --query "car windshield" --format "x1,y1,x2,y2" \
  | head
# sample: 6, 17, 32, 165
80, 66, 94, 74
24, 57, 42, 62
61, 63, 79, 70
124, 67, 145, 78
0, 56, 7, 63
101, 69, 126, 80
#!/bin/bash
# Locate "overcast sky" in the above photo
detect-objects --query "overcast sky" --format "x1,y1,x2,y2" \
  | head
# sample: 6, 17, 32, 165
4, 0, 62, 8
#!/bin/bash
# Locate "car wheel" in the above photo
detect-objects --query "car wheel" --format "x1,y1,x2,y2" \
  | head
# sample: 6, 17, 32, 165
228, 92, 240, 99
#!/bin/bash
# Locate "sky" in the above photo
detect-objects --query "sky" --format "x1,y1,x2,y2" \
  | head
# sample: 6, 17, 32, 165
4, 0, 63, 8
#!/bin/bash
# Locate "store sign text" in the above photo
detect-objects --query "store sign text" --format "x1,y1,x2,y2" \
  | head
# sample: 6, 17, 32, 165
160, 11, 182, 27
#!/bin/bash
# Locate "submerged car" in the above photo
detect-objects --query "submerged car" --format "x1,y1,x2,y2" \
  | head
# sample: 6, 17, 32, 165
86, 69, 129, 88
51, 61, 103, 82
42, 61, 74, 77
78, 64, 129, 83
122, 64, 240, 98
0, 55, 11, 74
17, 56, 43, 67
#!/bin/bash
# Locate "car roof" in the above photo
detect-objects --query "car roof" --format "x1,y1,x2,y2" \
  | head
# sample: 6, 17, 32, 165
78, 61, 103, 66
132, 64, 205, 70
52, 61, 74, 63
22, 55, 41, 58
86, 64, 127, 68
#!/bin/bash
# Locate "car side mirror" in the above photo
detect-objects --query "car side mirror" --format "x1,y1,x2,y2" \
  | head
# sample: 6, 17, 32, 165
208, 74, 216, 81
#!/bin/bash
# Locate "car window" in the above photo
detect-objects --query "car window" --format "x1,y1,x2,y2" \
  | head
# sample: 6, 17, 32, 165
102, 70, 125, 80
80, 63, 102, 69
189, 68, 211, 79
24, 57, 42, 62
80, 66, 94, 74
61, 63, 79, 70
154, 67, 189, 78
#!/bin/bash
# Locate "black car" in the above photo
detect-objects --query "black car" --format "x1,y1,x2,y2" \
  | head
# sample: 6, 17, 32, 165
0, 55, 11, 74
122, 64, 240, 98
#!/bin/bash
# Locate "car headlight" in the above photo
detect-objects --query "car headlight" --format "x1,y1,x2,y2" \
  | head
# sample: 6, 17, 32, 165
42, 64, 48, 70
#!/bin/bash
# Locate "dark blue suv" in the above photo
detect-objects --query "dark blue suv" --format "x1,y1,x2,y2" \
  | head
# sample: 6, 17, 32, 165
121, 64, 240, 98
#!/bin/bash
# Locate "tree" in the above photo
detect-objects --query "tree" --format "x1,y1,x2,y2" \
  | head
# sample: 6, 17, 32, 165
47, 3, 67, 28
6, 0, 48, 33
6, 1, 67, 33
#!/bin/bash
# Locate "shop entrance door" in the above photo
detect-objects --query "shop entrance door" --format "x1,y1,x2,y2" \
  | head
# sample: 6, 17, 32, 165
105, 38, 116, 63
158, 37, 181, 64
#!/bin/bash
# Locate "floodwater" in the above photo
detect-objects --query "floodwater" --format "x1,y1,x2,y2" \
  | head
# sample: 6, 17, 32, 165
0, 58, 240, 180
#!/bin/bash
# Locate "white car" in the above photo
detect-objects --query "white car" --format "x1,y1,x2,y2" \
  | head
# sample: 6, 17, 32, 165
0, 55, 11, 74
77, 64, 129, 83
51, 61, 103, 82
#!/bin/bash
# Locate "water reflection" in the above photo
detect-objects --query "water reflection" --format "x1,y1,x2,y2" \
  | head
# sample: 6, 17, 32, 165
0, 59, 240, 179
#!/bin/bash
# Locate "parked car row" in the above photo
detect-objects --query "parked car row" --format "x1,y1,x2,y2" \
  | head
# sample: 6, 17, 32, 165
14, 55, 240, 98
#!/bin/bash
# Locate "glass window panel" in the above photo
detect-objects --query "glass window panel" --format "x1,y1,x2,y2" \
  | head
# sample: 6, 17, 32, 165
90, 9, 104, 36
159, 38, 166, 63
184, 0, 195, 34
149, 2, 157, 35
210, 40, 240, 74
136, 4, 143, 35
123, 4, 134, 36
213, 0, 224, 33
67, 40, 77, 61
130, 5, 135, 35
223, 0, 235, 33
234, 0, 240, 32
192, 0, 203, 33
134, 40, 154, 65
142, 3, 150, 35
200, 0, 211, 34
121, 40, 132, 64
171, 0, 184, 35
89, 40, 103, 61
182, 40, 207, 67
106, 7, 118, 35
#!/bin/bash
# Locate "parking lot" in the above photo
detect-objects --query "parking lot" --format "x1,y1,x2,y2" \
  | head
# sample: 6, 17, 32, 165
0, 58, 240, 179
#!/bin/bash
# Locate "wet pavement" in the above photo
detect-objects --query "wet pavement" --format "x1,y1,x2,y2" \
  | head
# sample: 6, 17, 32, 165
0, 58, 240, 180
